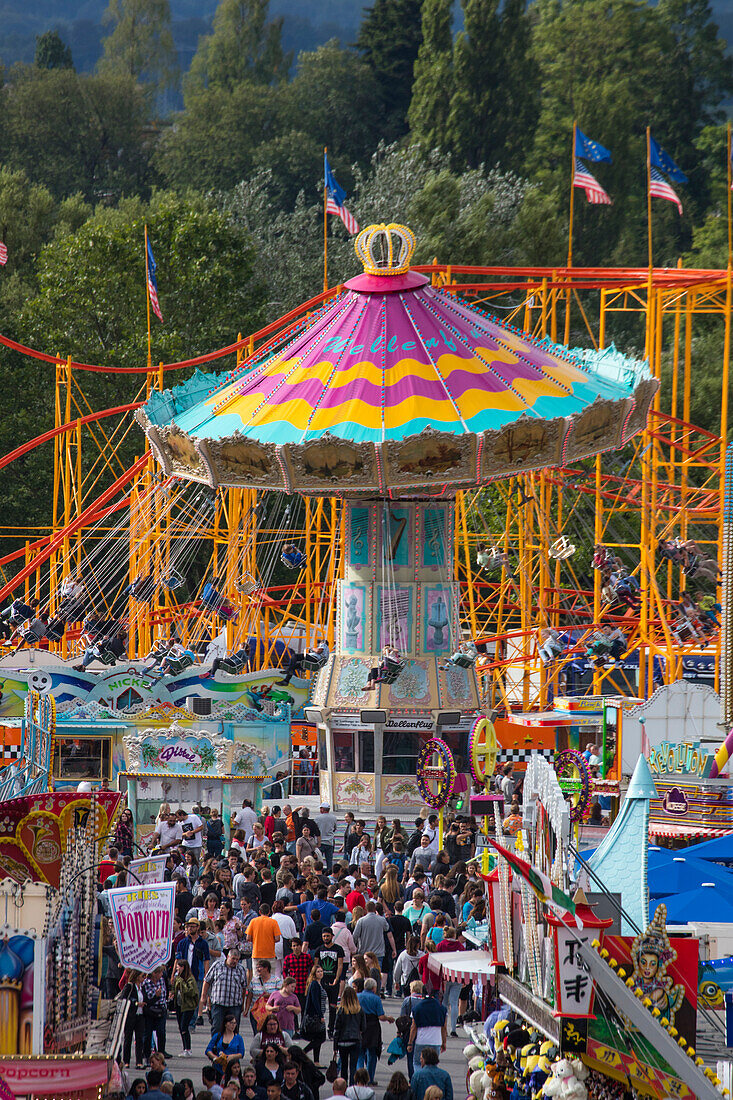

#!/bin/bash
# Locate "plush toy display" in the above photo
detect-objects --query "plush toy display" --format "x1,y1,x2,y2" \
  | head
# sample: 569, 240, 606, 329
542, 1058, 588, 1100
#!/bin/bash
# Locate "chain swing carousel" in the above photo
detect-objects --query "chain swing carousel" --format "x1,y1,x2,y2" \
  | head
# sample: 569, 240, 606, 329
136, 223, 657, 814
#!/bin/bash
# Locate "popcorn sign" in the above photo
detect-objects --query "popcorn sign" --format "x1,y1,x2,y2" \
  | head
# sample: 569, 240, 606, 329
108, 882, 176, 973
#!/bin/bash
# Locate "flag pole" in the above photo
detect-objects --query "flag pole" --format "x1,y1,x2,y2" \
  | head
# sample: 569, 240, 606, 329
564, 122, 576, 344
323, 146, 328, 295
144, 223, 152, 378
645, 126, 653, 360
721, 121, 726, 271
567, 121, 576, 270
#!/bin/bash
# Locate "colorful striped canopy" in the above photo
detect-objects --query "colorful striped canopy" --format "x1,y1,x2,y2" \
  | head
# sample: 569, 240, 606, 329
139, 233, 657, 496
172, 276, 648, 444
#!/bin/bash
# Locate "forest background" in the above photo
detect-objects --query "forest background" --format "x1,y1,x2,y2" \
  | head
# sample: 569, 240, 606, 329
0, 0, 731, 537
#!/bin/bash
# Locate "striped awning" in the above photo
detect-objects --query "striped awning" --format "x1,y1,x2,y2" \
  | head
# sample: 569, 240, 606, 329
427, 949, 495, 985
649, 823, 733, 839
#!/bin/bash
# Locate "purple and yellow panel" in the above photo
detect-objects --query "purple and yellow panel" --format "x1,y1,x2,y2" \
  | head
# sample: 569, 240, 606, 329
172, 284, 642, 447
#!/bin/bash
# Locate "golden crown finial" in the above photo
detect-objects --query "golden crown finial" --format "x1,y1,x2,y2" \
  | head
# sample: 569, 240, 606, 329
354, 223, 416, 276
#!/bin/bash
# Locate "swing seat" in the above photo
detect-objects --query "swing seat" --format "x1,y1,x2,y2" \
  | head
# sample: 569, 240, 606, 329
378, 659, 406, 685
451, 653, 475, 669
95, 646, 119, 667
165, 652, 194, 675
301, 652, 328, 672
164, 574, 184, 590
130, 577, 156, 602
237, 573, 259, 596
219, 654, 247, 674
217, 602, 237, 622
201, 582, 222, 608
58, 596, 86, 621
549, 537, 576, 560
281, 552, 305, 570
46, 623, 65, 643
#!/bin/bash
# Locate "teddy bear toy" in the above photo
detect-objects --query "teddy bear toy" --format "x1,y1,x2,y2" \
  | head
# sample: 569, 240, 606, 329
542, 1058, 588, 1100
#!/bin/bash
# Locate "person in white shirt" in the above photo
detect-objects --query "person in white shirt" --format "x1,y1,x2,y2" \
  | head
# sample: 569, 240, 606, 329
154, 812, 183, 852
233, 800, 258, 841
422, 814, 440, 854
177, 808, 204, 857
271, 900, 297, 977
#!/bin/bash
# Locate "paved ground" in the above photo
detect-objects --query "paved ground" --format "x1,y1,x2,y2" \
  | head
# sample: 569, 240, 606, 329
153, 994, 469, 1097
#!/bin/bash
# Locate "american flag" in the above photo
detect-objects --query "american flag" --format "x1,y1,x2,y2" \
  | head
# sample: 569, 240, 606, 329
573, 158, 612, 205
650, 166, 682, 214
0, 241, 7, 266
325, 153, 359, 235
146, 237, 163, 322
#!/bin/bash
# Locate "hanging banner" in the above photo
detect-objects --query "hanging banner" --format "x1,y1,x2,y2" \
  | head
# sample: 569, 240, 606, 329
108, 882, 175, 973
129, 854, 167, 885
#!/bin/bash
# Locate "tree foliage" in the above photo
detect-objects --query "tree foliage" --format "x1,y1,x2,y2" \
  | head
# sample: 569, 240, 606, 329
34, 30, 73, 70
186, 0, 291, 95
98, 0, 178, 95
356, 0, 425, 141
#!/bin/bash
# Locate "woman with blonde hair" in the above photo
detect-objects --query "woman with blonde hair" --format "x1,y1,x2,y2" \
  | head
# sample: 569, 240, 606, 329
351, 904, 365, 930
333, 985, 366, 1085
423, 1088, 443, 1100
378, 865, 403, 913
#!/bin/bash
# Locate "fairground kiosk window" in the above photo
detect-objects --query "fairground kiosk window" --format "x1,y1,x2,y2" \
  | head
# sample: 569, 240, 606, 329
333, 730, 354, 771
54, 735, 112, 780
383, 729, 425, 774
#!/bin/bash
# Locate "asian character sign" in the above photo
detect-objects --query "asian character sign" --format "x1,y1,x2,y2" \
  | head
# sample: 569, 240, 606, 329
108, 882, 175, 973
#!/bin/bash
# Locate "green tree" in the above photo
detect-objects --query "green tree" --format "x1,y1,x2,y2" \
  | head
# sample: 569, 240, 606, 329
3, 67, 156, 202
35, 30, 74, 70
186, 0, 291, 95
356, 0, 424, 140
528, 0, 733, 265
98, 0, 178, 96
407, 0, 454, 152
280, 42, 383, 167
446, 0, 537, 172
19, 191, 265, 378
156, 82, 284, 191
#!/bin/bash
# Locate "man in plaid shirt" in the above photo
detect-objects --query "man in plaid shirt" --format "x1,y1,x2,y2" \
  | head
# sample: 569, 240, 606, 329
282, 938, 313, 1010
199, 947, 249, 1035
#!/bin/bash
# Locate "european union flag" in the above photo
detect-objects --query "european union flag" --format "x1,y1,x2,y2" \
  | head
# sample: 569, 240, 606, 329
575, 128, 612, 164
650, 135, 688, 184
324, 153, 347, 208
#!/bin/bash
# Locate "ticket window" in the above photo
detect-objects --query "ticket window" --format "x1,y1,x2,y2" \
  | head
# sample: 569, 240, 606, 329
333, 731, 355, 772
54, 736, 111, 781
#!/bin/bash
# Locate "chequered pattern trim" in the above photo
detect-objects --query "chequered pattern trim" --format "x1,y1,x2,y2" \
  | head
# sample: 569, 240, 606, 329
497, 748, 555, 764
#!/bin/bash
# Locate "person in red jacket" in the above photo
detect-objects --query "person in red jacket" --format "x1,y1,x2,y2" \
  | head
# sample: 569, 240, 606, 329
345, 880, 367, 912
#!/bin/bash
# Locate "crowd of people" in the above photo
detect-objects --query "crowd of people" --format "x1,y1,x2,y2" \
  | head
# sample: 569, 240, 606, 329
106, 801, 490, 1100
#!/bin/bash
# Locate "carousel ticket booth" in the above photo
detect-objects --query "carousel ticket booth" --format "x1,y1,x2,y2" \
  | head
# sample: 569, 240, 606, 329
306, 499, 480, 812
119, 722, 269, 845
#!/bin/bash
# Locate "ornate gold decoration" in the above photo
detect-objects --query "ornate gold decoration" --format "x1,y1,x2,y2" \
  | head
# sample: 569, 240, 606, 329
354, 223, 416, 276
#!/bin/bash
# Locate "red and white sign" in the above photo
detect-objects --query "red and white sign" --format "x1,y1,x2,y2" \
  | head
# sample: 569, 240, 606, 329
108, 882, 175, 973
0, 1057, 108, 1093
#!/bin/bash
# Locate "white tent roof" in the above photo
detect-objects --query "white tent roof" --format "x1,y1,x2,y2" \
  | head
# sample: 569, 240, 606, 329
427, 949, 495, 984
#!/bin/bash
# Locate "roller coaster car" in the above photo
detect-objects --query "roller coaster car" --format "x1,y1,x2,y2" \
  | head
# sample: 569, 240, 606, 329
549, 536, 576, 560
301, 652, 328, 672
378, 659, 406, 684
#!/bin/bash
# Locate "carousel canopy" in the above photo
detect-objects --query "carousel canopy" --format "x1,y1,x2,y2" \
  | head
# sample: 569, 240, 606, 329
138, 223, 658, 496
